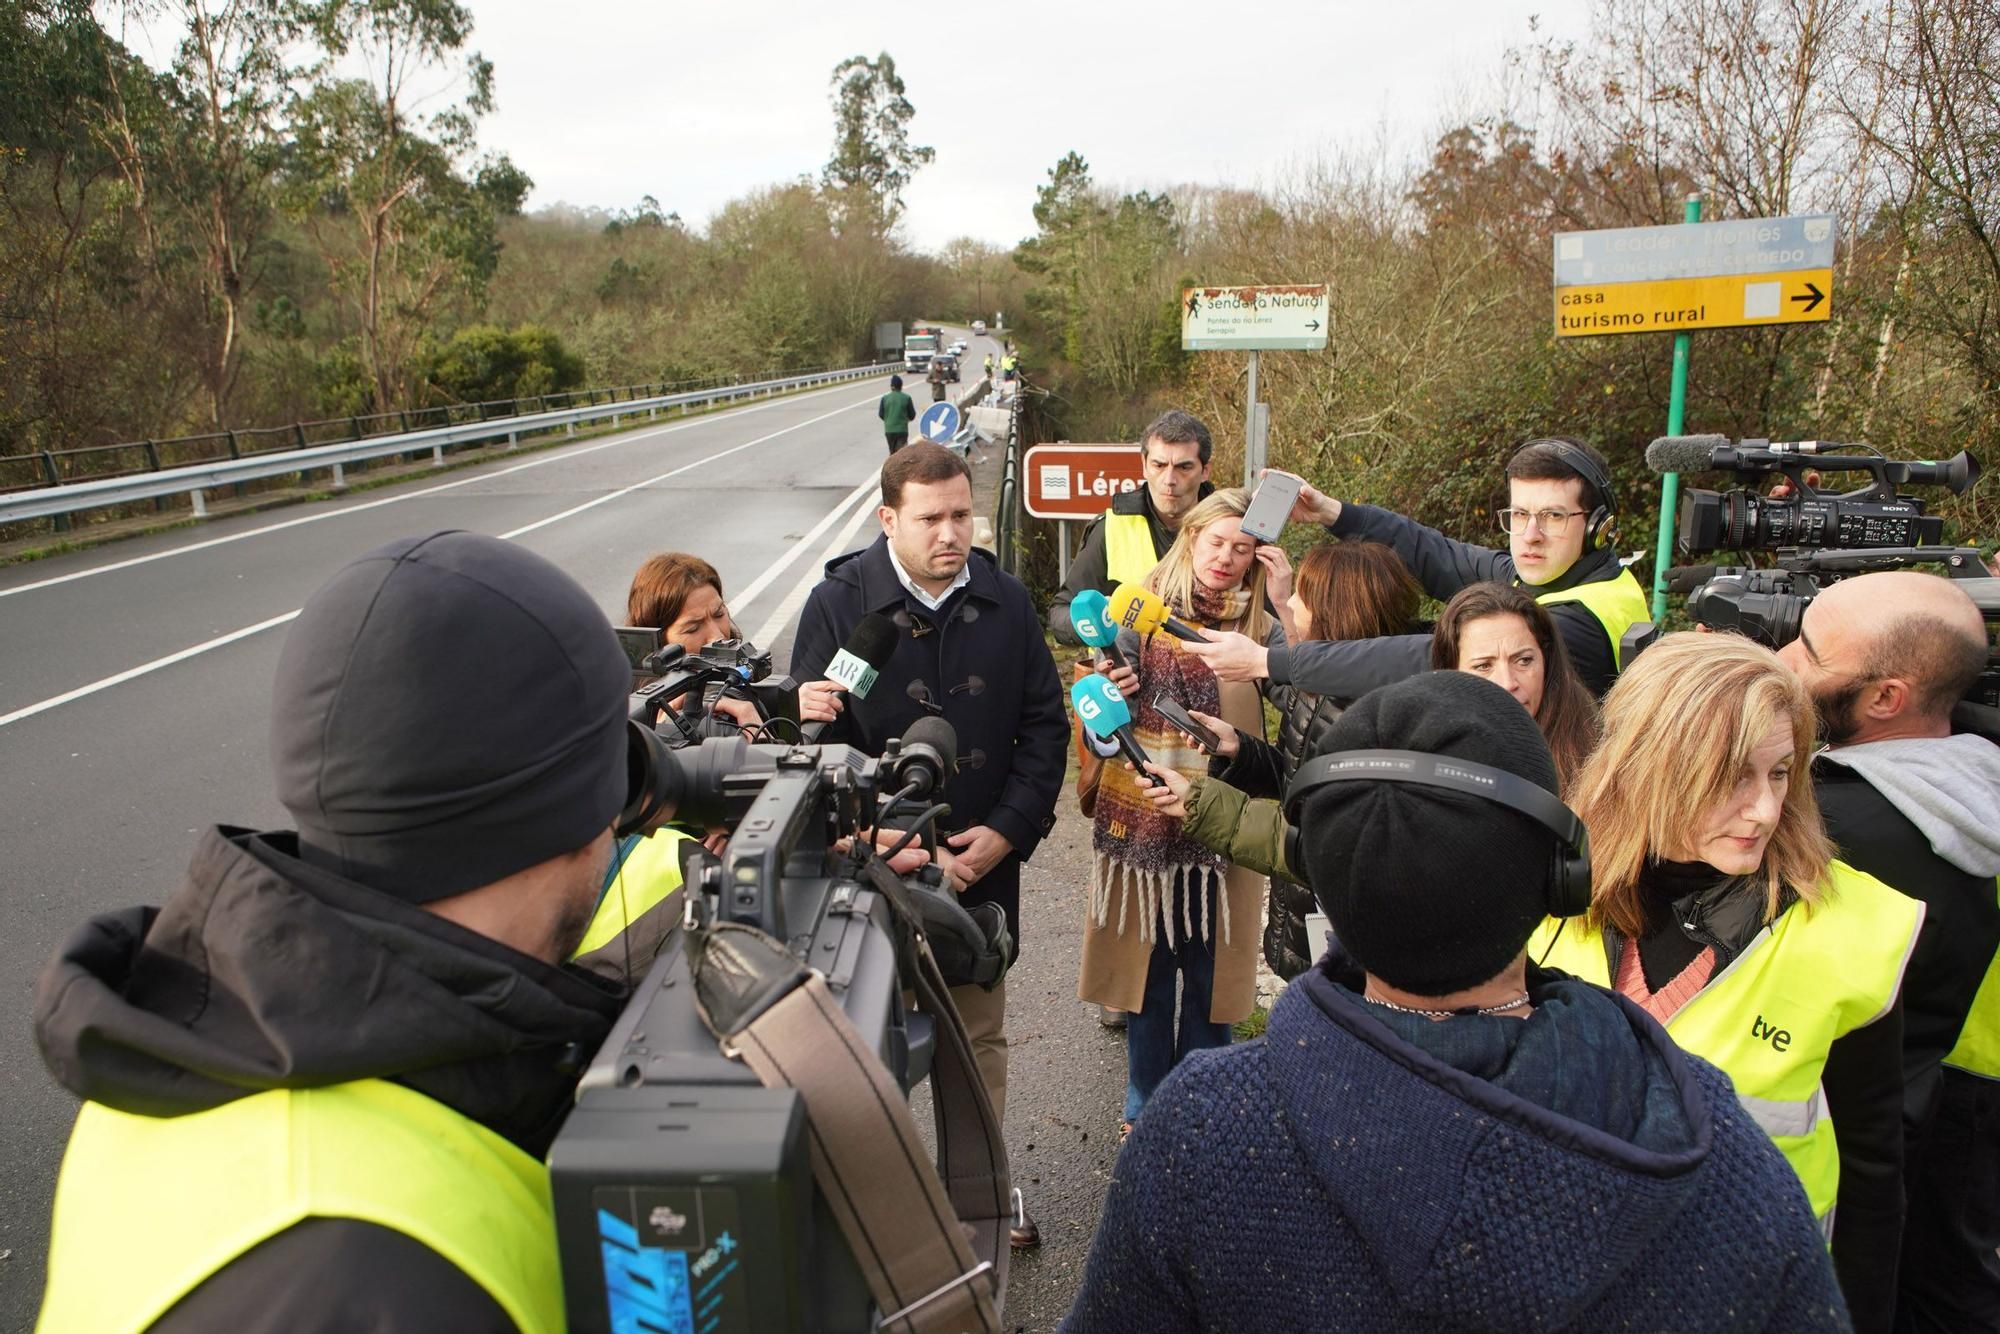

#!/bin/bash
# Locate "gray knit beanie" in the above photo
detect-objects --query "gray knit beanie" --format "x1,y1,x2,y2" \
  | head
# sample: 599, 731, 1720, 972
270, 531, 630, 902
1294, 672, 1561, 995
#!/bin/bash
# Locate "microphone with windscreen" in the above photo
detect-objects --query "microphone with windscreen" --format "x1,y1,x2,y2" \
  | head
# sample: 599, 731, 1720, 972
1108, 583, 1204, 643
888, 715, 957, 801
1645, 435, 1732, 475
1070, 673, 1157, 786
1070, 589, 1129, 669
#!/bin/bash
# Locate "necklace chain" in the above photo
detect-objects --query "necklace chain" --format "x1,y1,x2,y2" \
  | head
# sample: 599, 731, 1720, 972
1364, 991, 1532, 1019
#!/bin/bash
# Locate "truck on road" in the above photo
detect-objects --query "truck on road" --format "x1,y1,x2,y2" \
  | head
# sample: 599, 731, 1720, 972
904, 325, 940, 373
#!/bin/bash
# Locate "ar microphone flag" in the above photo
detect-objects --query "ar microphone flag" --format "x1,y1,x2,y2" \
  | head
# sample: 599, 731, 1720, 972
1070, 589, 1129, 668
826, 611, 897, 698
1107, 583, 1204, 643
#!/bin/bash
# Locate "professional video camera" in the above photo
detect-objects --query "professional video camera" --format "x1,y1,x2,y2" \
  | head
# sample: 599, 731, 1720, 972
1646, 434, 1997, 736
548, 718, 1015, 1334
618, 629, 803, 743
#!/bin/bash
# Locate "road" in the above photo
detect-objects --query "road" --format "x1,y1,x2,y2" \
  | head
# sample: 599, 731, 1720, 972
0, 331, 1018, 1326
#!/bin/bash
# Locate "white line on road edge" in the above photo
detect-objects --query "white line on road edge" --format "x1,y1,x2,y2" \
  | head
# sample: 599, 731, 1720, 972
748, 486, 882, 652
0, 399, 880, 731
726, 477, 877, 614
0, 379, 876, 602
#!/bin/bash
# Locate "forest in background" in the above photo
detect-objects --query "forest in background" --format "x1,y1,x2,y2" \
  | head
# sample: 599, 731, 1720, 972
3, 0, 1994, 556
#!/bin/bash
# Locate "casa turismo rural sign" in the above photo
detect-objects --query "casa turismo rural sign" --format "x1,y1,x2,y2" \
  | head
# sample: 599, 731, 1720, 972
1552, 215, 1835, 338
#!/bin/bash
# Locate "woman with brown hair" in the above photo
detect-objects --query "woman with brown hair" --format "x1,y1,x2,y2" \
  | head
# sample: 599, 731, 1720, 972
1429, 581, 1599, 791
1162, 540, 1426, 978
1532, 633, 1922, 1332
1076, 488, 1284, 1135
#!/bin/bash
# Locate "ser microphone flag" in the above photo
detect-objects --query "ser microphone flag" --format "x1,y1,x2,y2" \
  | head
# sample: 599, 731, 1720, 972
825, 611, 897, 698
1107, 583, 1204, 643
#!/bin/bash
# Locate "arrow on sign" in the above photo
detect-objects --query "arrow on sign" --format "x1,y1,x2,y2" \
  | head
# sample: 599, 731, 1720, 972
1790, 282, 1825, 314
1186, 293, 1201, 317
1305, 320, 1321, 332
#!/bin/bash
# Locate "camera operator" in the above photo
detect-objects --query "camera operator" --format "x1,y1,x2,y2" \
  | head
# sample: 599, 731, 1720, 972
1062, 673, 1845, 1333
1046, 410, 1216, 645
1775, 571, 2000, 1331
1182, 438, 1650, 698
792, 441, 1068, 1248
32, 532, 641, 1331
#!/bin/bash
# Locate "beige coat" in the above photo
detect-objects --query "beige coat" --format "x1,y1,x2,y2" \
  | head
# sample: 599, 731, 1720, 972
1076, 675, 1265, 1024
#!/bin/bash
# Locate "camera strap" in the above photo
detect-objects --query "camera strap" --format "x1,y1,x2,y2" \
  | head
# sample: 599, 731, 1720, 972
696, 860, 1011, 1333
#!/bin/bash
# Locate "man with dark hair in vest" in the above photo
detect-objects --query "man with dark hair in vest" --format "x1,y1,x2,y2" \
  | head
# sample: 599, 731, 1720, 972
1047, 409, 1217, 645
1184, 437, 1649, 699
1778, 571, 2000, 1332
34, 532, 653, 1332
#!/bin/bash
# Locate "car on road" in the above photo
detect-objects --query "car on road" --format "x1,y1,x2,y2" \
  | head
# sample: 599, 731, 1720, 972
971, 320, 987, 336
933, 352, 960, 382
949, 339, 968, 354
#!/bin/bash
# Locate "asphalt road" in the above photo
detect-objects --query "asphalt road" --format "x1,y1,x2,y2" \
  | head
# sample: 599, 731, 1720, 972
0, 333, 1044, 1327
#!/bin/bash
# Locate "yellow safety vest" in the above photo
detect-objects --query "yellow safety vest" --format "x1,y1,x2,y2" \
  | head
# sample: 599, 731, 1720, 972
1533, 567, 1651, 669
39, 1079, 560, 1333
1530, 860, 1922, 1232
571, 828, 689, 974
1102, 511, 1160, 587
1942, 878, 2000, 1079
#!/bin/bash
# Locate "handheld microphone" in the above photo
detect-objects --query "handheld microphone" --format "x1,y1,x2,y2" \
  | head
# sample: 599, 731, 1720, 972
1070, 673, 1157, 786
1108, 583, 1204, 643
825, 611, 898, 698
1645, 435, 1732, 475
1070, 589, 1129, 669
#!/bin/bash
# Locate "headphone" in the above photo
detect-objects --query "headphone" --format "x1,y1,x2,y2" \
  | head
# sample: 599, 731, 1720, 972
1521, 438, 1616, 552
1281, 749, 1592, 920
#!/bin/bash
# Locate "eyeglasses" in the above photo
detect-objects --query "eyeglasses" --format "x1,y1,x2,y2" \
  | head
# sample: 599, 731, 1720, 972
1496, 507, 1586, 536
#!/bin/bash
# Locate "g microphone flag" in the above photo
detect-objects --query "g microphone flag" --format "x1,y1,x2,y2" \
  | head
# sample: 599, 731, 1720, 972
1070, 589, 1128, 667
1070, 672, 1156, 785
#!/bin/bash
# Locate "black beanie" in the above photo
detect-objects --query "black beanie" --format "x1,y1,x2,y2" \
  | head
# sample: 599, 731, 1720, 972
1294, 671, 1561, 996
270, 531, 631, 903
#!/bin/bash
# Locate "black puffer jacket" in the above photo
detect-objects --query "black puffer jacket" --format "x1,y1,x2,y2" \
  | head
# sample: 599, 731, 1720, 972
1213, 683, 1347, 979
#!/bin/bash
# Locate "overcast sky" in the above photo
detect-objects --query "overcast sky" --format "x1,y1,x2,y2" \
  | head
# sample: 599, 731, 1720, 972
464, 0, 1595, 252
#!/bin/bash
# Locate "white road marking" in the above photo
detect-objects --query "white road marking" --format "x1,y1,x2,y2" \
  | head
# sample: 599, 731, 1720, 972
748, 485, 882, 653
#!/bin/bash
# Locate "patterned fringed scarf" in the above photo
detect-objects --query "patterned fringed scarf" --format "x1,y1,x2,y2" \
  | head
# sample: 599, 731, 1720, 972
1090, 582, 1252, 947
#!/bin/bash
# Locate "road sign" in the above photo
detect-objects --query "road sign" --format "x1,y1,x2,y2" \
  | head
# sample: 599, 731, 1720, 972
1182, 285, 1330, 350
918, 401, 960, 442
1023, 445, 1144, 520
1553, 215, 1835, 337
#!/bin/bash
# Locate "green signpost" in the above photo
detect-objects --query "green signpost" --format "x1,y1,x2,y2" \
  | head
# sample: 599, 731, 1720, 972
1654, 196, 1702, 621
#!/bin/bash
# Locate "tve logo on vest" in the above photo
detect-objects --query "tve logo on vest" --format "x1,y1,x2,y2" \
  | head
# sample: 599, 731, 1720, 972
1751, 1014, 1793, 1052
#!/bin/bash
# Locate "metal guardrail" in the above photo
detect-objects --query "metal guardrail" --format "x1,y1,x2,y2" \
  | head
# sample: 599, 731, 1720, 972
0, 363, 886, 528
994, 381, 1026, 577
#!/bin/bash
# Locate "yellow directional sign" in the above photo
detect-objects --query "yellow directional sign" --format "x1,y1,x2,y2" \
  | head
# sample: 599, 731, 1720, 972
1554, 268, 1832, 338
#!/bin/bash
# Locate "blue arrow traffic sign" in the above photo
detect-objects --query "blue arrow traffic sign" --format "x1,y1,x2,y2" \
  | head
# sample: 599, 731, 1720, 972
918, 401, 960, 442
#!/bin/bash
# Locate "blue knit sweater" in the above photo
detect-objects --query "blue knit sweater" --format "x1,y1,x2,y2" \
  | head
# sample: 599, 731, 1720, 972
1061, 964, 1850, 1333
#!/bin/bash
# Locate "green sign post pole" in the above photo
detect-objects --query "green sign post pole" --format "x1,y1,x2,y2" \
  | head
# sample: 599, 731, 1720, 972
1650, 194, 1703, 621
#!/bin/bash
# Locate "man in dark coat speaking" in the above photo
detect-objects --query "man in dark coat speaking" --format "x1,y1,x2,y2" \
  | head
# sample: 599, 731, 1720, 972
791, 442, 1067, 1248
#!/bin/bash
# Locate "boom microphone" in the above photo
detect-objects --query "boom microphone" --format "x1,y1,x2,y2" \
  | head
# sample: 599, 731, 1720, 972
1646, 435, 1732, 475
1108, 584, 1204, 643
1070, 589, 1129, 669
1070, 673, 1157, 786
1665, 564, 1721, 594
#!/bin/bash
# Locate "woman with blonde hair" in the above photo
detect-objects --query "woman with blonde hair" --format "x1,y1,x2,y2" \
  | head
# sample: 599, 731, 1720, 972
1532, 632, 1922, 1332
1077, 488, 1285, 1136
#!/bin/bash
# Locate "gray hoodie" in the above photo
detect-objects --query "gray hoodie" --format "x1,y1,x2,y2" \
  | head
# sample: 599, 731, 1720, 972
1817, 734, 2000, 878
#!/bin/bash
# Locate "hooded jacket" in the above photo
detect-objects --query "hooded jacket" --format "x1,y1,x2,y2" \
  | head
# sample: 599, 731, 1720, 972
34, 826, 626, 1331
792, 535, 1068, 941
1815, 734, 2000, 1111
1062, 957, 1848, 1334
1271, 503, 1634, 697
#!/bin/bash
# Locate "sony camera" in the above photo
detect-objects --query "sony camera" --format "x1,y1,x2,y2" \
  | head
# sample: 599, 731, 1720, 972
548, 719, 1013, 1333
619, 630, 802, 743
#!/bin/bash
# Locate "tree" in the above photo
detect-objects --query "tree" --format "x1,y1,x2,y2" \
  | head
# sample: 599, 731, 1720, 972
821, 52, 932, 235
286, 0, 513, 410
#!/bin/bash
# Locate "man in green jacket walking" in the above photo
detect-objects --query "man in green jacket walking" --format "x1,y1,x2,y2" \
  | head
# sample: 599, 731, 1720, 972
878, 374, 916, 454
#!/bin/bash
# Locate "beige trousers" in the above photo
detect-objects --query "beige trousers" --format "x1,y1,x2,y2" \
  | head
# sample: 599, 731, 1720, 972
947, 979, 1009, 1125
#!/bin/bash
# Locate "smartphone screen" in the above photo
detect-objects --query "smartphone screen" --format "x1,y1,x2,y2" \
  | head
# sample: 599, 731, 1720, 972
1152, 693, 1222, 752
1240, 471, 1303, 544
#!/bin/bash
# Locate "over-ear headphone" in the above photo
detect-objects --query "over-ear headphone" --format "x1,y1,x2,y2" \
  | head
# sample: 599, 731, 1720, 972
1523, 438, 1616, 552
1281, 749, 1592, 919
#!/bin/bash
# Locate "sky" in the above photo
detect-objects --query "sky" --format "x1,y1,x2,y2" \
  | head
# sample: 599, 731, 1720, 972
465, 0, 1596, 252
115, 0, 1599, 254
